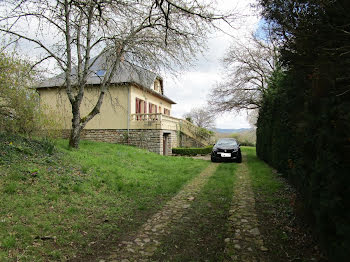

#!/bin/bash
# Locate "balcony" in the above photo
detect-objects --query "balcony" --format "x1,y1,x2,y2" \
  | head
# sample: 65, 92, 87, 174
130, 113, 212, 146
130, 113, 179, 130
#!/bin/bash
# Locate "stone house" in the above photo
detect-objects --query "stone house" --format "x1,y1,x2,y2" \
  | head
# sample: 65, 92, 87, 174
36, 54, 209, 155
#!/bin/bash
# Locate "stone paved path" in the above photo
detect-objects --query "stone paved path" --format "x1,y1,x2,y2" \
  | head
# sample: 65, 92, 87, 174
224, 158, 268, 262
100, 163, 218, 262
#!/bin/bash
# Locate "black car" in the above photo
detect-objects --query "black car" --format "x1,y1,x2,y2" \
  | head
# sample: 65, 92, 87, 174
211, 138, 242, 163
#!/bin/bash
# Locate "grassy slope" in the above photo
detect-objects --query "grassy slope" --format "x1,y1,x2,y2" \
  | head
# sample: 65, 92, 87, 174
0, 135, 208, 261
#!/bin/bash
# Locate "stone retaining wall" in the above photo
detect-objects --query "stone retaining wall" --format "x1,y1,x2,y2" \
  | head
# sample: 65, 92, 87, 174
179, 132, 206, 148
62, 129, 178, 155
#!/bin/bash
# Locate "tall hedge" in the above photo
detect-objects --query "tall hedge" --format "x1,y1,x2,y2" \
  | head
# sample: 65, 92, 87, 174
257, 69, 350, 261
257, 1, 350, 260
172, 146, 213, 156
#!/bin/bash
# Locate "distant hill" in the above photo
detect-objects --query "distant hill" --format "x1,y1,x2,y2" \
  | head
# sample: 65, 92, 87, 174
213, 128, 253, 134
213, 128, 256, 146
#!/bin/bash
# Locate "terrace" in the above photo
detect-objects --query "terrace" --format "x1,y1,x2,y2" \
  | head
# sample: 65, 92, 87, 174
130, 113, 212, 146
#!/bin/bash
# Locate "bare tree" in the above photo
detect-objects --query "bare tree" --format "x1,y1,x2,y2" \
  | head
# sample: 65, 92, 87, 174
208, 32, 277, 113
183, 107, 215, 129
247, 108, 258, 127
0, 0, 234, 148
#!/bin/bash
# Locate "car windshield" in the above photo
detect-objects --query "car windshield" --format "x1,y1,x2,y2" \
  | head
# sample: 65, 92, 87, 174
216, 139, 237, 147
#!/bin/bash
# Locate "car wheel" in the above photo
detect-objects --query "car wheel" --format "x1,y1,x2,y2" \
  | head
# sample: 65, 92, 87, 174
211, 156, 216, 162
236, 151, 242, 163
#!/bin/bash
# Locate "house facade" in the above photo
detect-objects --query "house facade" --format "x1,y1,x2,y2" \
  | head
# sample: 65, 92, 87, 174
37, 57, 210, 155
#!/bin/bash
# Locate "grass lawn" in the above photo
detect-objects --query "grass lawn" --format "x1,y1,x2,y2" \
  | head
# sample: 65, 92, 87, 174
243, 146, 284, 202
0, 134, 208, 261
243, 146, 325, 262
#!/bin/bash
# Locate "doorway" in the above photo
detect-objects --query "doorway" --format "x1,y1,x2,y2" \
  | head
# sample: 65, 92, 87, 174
163, 133, 170, 155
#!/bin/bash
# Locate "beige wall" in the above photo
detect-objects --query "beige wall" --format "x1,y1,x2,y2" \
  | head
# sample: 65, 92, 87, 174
130, 85, 172, 115
39, 85, 129, 129
39, 88, 71, 129
38, 83, 173, 130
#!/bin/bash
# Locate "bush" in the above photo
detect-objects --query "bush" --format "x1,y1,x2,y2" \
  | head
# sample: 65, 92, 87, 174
0, 52, 37, 134
0, 51, 61, 138
172, 146, 213, 156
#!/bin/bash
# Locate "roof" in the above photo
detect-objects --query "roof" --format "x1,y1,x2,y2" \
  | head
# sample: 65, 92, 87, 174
36, 53, 176, 104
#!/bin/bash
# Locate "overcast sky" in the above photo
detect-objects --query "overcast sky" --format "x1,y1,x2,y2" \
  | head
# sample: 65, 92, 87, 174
164, 0, 260, 129
2, 0, 260, 129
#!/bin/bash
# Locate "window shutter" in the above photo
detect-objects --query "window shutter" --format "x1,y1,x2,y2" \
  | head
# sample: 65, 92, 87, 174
136, 98, 139, 113
155, 106, 157, 114
149, 103, 152, 113
144, 101, 147, 114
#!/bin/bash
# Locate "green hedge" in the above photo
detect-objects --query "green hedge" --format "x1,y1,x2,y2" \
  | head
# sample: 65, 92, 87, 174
257, 69, 350, 261
255, 2, 350, 260
172, 146, 213, 156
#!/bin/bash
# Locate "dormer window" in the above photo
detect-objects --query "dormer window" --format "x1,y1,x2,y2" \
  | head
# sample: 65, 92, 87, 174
96, 69, 106, 77
154, 79, 161, 93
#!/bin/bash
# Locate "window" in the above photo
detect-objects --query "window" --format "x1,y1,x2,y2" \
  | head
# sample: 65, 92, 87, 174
137, 99, 147, 113
135, 98, 141, 113
154, 79, 161, 93
148, 103, 159, 114
164, 108, 170, 115
148, 103, 159, 120
96, 69, 106, 77
135, 98, 147, 120
149, 102, 156, 114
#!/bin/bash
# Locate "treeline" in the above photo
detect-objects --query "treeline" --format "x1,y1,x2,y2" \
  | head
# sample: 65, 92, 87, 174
256, 1, 350, 261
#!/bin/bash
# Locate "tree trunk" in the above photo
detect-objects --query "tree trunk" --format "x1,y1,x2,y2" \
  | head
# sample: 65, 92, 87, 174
69, 102, 81, 148
69, 124, 81, 148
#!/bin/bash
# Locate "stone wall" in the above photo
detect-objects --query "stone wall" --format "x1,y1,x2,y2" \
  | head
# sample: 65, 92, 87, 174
178, 132, 206, 148
63, 128, 209, 154
162, 131, 178, 155
62, 129, 178, 155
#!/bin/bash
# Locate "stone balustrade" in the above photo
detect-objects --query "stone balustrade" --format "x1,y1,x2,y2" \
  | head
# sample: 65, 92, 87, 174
130, 113, 211, 146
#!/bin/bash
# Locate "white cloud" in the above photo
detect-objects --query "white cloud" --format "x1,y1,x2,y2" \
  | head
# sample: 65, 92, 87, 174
215, 112, 252, 129
165, 71, 217, 117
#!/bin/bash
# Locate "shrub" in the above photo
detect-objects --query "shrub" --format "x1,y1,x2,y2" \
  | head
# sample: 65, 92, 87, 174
172, 146, 213, 156
0, 52, 37, 134
0, 51, 61, 138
